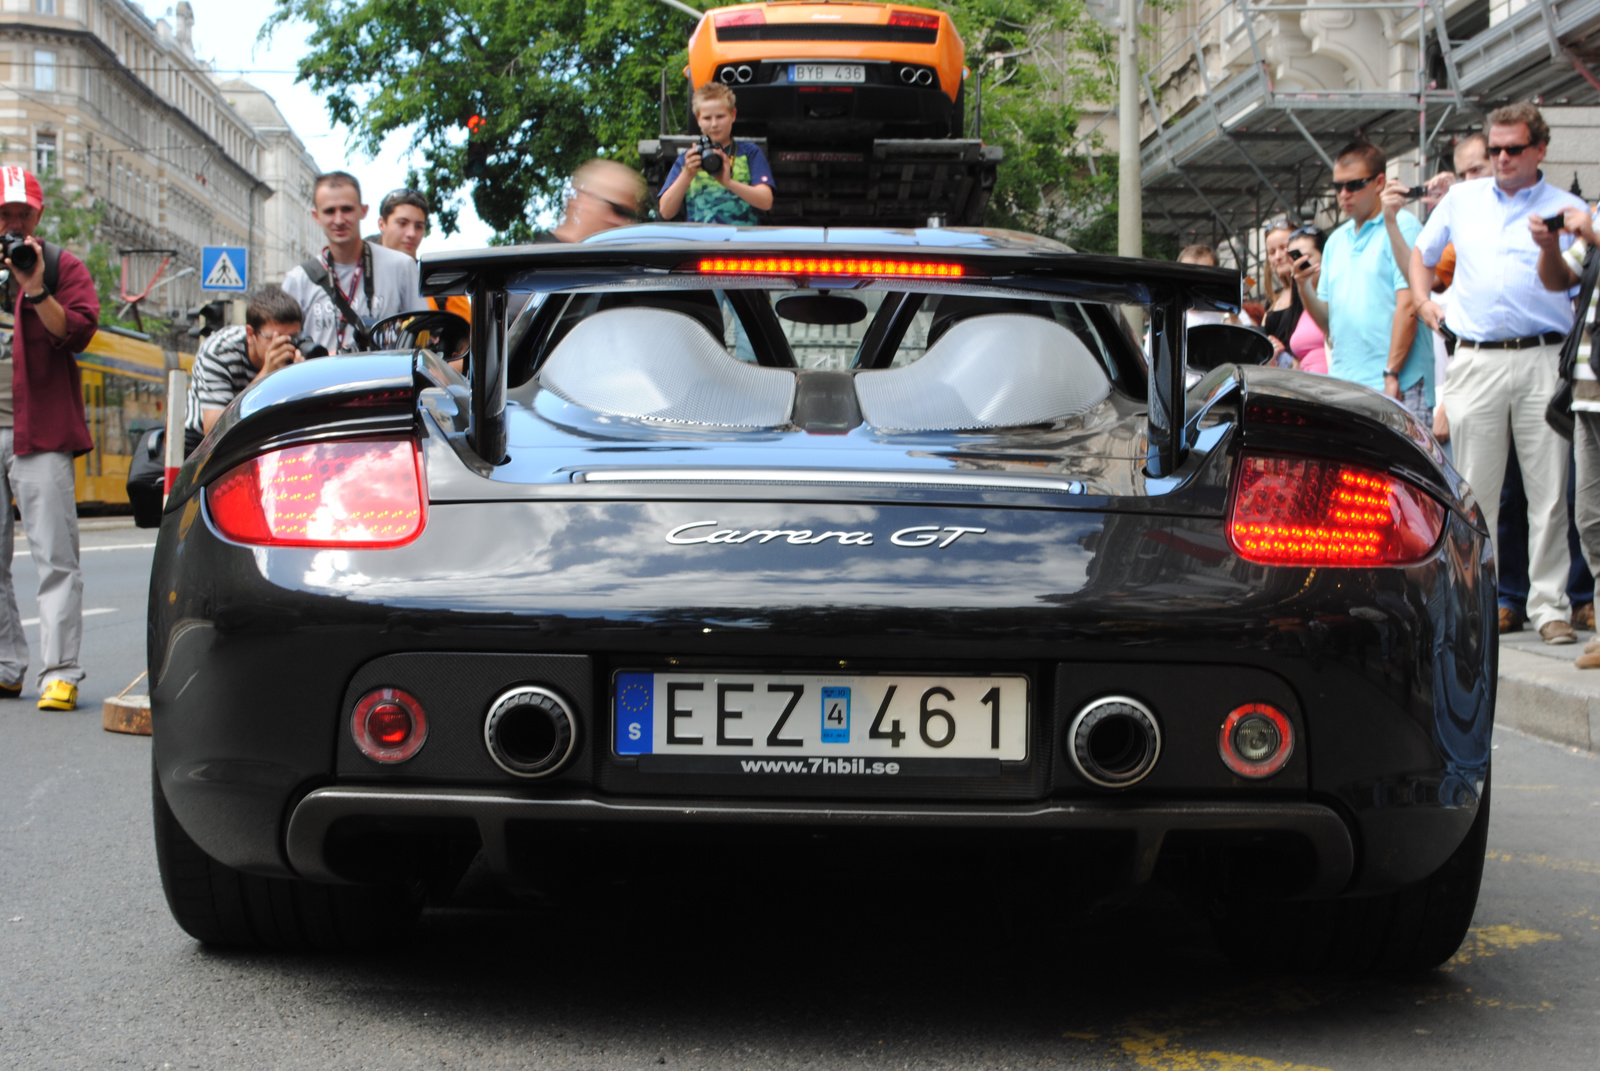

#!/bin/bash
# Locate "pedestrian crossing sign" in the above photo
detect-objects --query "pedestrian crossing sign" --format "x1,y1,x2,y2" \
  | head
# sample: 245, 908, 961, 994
201, 246, 248, 291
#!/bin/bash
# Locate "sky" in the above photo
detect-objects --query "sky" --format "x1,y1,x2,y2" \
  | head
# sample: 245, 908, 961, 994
188, 0, 497, 250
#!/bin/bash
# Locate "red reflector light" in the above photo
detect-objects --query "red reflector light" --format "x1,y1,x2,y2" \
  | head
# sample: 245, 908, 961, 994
1218, 702, 1294, 779
695, 257, 967, 277
713, 8, 765, 27
352, 688, 428, 763
889, 11, 941, 29
1227, 454, 1443, 567
207, 440, 425, 548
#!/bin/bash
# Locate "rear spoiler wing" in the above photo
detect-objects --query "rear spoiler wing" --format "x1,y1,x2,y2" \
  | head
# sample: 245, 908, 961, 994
419, 239, 1241, 478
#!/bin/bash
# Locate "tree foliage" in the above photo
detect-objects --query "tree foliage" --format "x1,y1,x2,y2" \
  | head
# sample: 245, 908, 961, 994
269, 0, 1123, 242
34, 172, 161, 329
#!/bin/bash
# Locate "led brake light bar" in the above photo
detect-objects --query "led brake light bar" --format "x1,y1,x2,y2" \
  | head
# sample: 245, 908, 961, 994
888, 11, 941, 29
695, 257, 970, 278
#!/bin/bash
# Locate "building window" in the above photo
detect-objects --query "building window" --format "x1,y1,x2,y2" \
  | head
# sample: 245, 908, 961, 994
35, 0, 56, 14
33, 51, 56, 92
34, 133, 57, 176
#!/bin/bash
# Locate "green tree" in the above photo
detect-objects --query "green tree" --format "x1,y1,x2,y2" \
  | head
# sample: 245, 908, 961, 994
269, 0, 1123, 241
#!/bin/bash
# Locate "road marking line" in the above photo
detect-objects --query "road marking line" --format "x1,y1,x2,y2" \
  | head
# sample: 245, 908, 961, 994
13, 542, 157, 557
1449, 924, 1560, 966
19, 608, 116, 627
1486, 849, 1600, 875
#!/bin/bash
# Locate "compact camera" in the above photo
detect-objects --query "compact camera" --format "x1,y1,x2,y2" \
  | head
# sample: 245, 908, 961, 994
694, 136, 725, 177
0, 231, 38, 273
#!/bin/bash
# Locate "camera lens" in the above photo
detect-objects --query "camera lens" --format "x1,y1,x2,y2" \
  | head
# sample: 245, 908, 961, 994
3, 233, 37, 273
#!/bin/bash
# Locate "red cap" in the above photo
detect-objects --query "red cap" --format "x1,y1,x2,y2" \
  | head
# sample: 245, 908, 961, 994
0, 167, 43, 210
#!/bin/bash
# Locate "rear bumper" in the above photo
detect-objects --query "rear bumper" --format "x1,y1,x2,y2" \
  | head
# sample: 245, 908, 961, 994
285, 786, 1356, 898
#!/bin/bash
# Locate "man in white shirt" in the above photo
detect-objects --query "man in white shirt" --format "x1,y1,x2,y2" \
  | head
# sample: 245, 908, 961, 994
282, 172, 428, 354
1410, 101, 1588, 645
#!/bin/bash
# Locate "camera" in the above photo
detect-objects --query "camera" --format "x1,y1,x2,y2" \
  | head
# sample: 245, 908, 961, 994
1404, 185, 1427, 201
288, 332, 329, 359
694, 136, 724, 177
1, 231, 38, 273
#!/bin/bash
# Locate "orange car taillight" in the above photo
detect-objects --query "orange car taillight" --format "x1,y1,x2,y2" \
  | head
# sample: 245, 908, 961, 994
207, 439, 425, 548
714, 8, 765, 28
1227, 453, 1444, 567
889, 11, 941, 30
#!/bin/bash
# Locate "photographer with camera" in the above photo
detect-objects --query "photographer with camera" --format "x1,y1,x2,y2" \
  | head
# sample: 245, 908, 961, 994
0, 166, 100, 711
657, 84, 774, 224
183, 286, 315, 454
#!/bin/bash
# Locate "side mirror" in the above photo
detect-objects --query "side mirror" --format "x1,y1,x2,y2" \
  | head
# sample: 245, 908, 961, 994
368, 311, 472, 360
1187, 323, 1275, 374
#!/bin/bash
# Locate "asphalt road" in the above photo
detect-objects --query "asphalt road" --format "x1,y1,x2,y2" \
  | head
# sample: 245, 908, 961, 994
2, 526, 1598, 1069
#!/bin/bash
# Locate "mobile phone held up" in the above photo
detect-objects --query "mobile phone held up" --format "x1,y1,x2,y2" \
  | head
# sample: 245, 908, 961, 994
1543, 212, 1567, 232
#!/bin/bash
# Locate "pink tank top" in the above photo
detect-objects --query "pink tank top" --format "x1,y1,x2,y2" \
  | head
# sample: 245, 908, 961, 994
1289, 309, 1327, 374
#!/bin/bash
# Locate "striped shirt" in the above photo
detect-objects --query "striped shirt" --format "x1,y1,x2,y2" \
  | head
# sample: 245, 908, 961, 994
185, 325, 255, 435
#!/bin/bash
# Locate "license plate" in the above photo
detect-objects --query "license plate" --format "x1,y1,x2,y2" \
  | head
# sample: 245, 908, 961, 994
613, 672, 1029, 769
790, 64, 865, 83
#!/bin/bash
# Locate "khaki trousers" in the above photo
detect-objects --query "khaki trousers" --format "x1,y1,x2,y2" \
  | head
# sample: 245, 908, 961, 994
0, 429, 84, 689
1442, 341, 1571, 630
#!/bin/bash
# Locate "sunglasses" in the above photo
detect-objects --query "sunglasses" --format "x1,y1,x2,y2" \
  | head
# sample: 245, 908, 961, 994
1487, 143, 1535, 157
578, 187, 642, 222
379, 187, 428, 213
1291, 225, 1323, 238
1330, 174, 1380, 194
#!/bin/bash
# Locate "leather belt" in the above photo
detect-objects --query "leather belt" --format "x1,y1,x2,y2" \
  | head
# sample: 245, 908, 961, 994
1458, 331, 1565, 350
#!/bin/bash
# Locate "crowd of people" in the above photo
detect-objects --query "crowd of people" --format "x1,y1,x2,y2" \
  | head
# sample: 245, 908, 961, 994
1209, 100, 1600, 664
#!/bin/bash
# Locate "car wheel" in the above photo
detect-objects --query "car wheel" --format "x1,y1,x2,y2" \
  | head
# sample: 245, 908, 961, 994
152, 758, 422, 950
1213, 772, 1490, 974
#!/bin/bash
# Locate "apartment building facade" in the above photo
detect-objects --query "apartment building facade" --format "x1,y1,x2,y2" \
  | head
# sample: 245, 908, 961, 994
0, 0, 319, 319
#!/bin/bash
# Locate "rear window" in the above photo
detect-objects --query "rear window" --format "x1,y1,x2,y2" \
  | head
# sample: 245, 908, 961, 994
516, 286, 1134, 388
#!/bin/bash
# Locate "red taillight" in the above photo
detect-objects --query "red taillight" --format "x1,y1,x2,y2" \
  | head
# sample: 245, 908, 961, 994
207, 439, 425, 548
1219, 702, 1294, 779
352, 688, 427, 763
714, 8, 765, 28
694, 257, 968, 277
889, 11, 941, 30
1227, 454, 1443, 567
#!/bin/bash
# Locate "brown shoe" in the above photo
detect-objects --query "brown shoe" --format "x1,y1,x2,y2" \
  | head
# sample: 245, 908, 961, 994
1575, 602, 1595, 630
1577, 646, 1600, 668
1499, 606, 1526, 633
1541, 620, 1578, 645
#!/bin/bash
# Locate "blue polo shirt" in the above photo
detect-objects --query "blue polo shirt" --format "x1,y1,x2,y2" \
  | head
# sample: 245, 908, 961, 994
1317, 211, 1434, 405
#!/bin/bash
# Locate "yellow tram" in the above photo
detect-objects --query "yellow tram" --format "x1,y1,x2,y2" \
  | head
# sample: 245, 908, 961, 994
73, 325, 191, 509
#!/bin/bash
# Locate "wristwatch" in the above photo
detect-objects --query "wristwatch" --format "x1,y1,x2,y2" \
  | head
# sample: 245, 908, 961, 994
23, 285, 50, 305
1382, 369, 1400, 379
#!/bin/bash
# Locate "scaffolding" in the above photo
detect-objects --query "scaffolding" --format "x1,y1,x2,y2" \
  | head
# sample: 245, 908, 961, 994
1136, 0, 1600, 272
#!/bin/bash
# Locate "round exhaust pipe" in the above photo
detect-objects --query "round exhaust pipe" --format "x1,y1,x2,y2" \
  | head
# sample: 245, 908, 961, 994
1067, 696, 1161, 788
915, 69, 933, 86
735, 64, 753, 83
485, 686, 578, 778
720, 66, 738, 84
900, 66, 918, 84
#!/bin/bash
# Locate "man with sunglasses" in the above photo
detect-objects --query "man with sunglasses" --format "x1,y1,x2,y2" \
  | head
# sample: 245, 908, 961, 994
1410, 101, 1588, 645
1293, 140, 1435, 425
547, 159, 646, 242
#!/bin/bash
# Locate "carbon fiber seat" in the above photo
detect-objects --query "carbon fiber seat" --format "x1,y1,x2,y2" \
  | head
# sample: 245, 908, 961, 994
853, 313, 1111, 431
537, 307, 797, 427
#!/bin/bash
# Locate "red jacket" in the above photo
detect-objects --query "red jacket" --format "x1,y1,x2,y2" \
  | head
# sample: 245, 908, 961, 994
12, 245, 99, 457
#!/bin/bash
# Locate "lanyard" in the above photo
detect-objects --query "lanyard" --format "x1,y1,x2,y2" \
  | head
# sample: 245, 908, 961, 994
321, 244, 371, 349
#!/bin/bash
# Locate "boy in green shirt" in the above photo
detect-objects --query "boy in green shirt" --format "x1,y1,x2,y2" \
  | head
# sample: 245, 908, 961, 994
658, 83, 775, 225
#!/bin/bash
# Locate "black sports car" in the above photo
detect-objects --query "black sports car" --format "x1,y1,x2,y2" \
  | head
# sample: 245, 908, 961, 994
149, 227, 1494, 972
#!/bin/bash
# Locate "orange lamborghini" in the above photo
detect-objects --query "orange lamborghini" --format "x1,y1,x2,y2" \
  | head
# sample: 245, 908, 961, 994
685, 2, 968, 139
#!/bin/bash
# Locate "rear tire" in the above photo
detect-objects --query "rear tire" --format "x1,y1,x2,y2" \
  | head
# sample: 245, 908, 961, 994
1213, 774, 1490, 974
152, 759, 421, 950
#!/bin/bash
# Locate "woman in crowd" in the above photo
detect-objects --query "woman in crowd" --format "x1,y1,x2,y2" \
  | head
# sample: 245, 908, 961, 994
1267, 226, 1328, 373
1258, 220, 1297, 351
